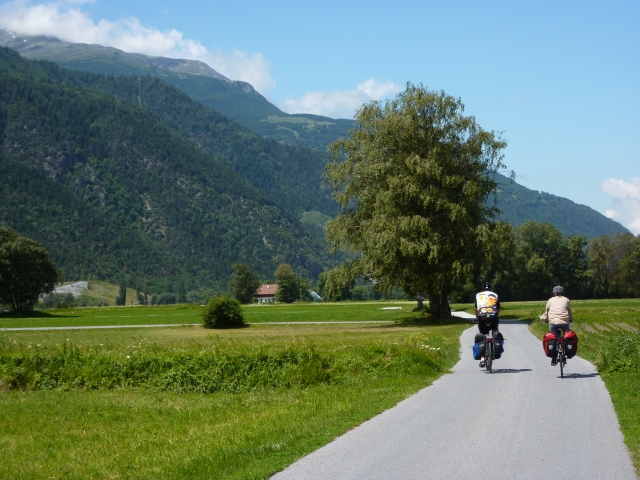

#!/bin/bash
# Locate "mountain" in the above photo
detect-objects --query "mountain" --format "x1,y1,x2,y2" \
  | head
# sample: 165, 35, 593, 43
0, 31, 627, 283
493, 175, 629, 238
0, 29, 356, 151
0, 47, 332, 289
24, 64, 339, 219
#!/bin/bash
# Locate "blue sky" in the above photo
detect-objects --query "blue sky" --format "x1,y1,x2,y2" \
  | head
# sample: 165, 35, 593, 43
1, 0, 638, 233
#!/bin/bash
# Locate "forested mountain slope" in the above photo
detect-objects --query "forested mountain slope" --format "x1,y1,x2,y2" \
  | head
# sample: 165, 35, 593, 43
494, 174, 629, 238
28, 63, 338, 218
0, 30, 356, 151
0, 157, 179, 285
0, 47, 331, 287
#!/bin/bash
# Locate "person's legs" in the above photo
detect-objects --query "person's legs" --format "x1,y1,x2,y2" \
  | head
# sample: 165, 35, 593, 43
549, 323, 570, 337
477, 320, 490, 367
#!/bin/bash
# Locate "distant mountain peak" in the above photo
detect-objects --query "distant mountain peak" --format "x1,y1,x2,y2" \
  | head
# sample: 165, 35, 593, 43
0, 28, 231, 83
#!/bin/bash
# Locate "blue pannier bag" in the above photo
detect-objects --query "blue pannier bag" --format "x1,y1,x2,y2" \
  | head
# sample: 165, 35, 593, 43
473, 343, 481, 360
473, 333, 485, 360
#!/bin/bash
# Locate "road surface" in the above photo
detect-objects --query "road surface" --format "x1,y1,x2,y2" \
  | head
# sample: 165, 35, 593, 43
272, 321, 637, 479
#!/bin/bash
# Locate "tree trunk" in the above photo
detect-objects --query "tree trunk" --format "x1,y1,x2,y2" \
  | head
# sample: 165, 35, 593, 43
428, 290, 451, 319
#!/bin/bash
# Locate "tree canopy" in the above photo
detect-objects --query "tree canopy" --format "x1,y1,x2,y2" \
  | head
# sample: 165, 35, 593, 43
325, 84, 508, 317
228, 263, 261, 304
0, 227, 59, 312
275, 264, 311, 303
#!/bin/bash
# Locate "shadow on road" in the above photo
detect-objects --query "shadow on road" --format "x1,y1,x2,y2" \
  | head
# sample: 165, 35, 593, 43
487, 368, 533, 374
558, 373, 600, 379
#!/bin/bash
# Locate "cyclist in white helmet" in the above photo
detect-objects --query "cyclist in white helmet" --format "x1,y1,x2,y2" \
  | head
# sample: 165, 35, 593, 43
474, 281, 502, 368
540, 285, 574, 365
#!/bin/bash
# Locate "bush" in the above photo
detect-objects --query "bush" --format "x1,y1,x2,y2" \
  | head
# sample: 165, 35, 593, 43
41, 292, 74, 309
73, 296, 108, 308
597, 331, 640, 373
155, 293, 177, 305
202, 296, 245, 329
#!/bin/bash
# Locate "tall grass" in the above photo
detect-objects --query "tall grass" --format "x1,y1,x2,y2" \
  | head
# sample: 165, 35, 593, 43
0, 332, 451, 393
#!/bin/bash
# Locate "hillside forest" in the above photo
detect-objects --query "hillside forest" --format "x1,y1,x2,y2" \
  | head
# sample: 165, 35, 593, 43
0, 46, 637, 306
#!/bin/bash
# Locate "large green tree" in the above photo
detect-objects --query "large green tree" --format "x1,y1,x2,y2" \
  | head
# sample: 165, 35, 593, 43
325, 84, 507, 317
228, 263, 261, 304
0, 227, 59, 312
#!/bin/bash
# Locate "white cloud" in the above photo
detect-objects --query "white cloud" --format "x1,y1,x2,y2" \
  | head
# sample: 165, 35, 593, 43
601, 177, 640, 235
0, 1, 276, 94
281, 78, 402, 119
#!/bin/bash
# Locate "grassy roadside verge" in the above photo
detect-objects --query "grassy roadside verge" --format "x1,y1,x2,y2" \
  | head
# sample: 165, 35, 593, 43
514, 298, 640, 473
0, 320, 467, 478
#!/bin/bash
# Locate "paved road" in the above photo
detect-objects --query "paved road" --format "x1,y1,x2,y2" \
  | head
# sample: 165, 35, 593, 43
273, 322, 637, 480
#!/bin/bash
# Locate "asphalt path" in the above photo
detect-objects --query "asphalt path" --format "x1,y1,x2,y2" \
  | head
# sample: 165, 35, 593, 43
272, 321, 637, 480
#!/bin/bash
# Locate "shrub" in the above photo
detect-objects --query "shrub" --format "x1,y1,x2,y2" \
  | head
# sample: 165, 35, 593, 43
597, 331, 640, 373
41, 292, 74, 309
155, 293, 177, 305
202, 296, 245, 329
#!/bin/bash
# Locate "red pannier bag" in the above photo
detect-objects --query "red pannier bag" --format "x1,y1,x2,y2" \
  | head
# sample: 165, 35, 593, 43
564, 330, 578, 358
543, 332, 557, 358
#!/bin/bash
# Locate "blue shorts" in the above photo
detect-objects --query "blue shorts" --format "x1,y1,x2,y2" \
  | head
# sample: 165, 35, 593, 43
550, 323, 570, 337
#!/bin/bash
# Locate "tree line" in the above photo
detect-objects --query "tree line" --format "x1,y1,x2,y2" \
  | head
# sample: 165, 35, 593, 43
455, 221, 639, 302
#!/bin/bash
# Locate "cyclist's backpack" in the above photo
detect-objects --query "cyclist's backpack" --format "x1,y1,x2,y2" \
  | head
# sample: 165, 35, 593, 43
543, 332, 557, 358
564, 330, 578, 358
472, 333, 486, 360
493, 332, 505, 359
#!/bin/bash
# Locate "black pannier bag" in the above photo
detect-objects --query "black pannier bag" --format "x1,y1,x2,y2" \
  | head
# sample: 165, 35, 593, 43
493, 331, 505, 359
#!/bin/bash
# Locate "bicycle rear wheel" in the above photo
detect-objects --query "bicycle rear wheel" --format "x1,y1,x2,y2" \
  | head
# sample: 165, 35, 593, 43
486, 342, 493, 373
559, 347, 564, 378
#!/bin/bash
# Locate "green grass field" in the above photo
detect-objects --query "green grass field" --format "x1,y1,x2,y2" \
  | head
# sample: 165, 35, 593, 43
0, 303, 469, 479
0, 301, 422, 329
1, 299, 637, 478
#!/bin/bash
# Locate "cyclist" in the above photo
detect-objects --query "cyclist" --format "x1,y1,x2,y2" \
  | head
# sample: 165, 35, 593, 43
540, 285, 574, 365
475, 281, 502, 368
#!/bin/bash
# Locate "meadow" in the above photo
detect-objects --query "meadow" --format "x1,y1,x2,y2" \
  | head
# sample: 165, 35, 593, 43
0, 302, 468, 479
0, 299, 638, 478
0, 300, 418, 329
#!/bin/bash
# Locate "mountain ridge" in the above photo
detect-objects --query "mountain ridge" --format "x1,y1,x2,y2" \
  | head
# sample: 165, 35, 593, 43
0, 29, 355, 151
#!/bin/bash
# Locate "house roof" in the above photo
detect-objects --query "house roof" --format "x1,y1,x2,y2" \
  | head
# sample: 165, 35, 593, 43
254, 284, 278, 297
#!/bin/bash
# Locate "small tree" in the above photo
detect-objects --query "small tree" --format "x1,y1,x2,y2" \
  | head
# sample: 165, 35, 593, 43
0, 227, 59, 312
275, 263, 302, 303
115, 278, 127, 306
318, 268, 354, 301
202, 295, 245, 328
228, 263, 261, 304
